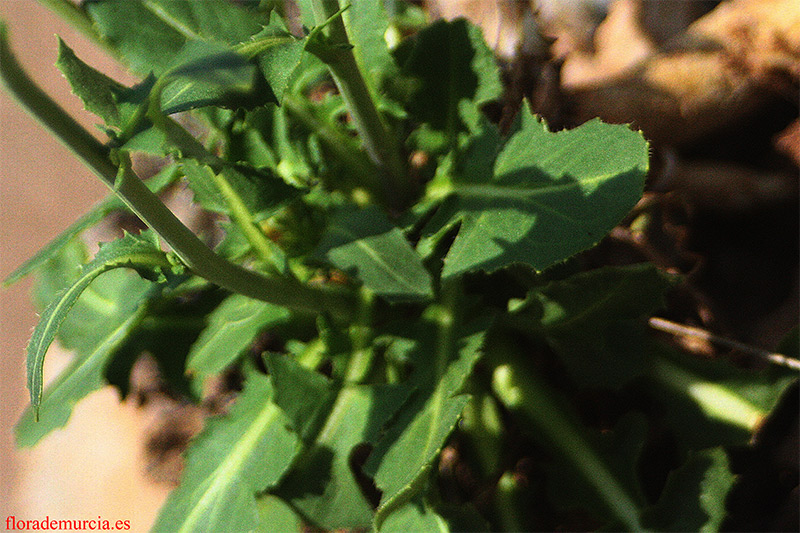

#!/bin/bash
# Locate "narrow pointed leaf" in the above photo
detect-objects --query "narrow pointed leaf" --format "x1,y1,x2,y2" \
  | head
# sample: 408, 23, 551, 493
25, 231, 174, 417
276, 384, 409, 530
315, 205, 433, 302
153, 371, 300, 532
367, 319, 488, 528
15, 275, 152, 447
57, 39, 142, 130
187, 294, 289, 377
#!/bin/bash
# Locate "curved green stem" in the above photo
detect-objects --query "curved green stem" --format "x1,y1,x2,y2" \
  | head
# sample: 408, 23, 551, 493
207, 167, 291, 276
0, 21, 116, 180
495, 471, 526, 533
490, 349, 645, 531
309, 0, 409, 209
144, 79, 292, 278
0, 25, 354, 320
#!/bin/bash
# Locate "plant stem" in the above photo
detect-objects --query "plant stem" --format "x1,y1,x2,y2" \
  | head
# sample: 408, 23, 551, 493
495, 472, 526, 533
0, 21, 116, 181
143, 78, 292, 278
309, 0, 409, 209
0, 27, 354, 320
432, 279, 460, 378
649, 317, 800, 371
207, 168, 291, 276
282, 93, 378, 192
648, 356, 764, 431
344, 288, 375, 383
490, 337, 645, 531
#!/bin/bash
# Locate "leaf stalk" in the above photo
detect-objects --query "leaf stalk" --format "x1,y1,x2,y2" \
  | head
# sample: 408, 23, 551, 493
490, 342, 645, 531
0, 26, 354, 320
309, 0, 409, 209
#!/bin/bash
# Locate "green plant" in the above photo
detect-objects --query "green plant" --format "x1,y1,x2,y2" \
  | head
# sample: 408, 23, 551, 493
1, 1, 795, 531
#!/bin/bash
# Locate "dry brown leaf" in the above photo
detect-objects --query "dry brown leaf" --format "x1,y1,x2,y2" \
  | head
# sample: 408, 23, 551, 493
566, 0, 800, 145
424, 0, 529, 59
560, 0, 656, 87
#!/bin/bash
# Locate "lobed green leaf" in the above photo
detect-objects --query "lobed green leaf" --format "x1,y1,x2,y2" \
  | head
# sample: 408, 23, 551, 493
642, 447, 735, 532
515, 264, 673, 388
399, 18, 502, 135
158, 40, 265, 114
265, 352, 337, 442
434, 114, 648, 279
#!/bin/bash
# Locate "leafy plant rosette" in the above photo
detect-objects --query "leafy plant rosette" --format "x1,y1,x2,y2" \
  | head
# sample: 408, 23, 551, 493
1, 1, 795, 531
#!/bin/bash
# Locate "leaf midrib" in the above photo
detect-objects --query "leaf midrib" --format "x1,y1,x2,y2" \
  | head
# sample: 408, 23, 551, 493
329, 225, 428, 295
28, 249, 170, 410
454, 171, 625, 200
178, 401, 282, 533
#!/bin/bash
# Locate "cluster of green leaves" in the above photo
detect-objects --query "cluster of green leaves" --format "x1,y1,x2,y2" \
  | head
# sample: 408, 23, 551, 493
2, 0, 795, 531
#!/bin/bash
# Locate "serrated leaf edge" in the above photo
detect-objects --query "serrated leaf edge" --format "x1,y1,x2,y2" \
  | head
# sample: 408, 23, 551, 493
26, 233, 173, 418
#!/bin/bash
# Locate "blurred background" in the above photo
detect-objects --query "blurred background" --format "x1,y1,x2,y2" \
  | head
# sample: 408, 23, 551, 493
0, 1, 168, 529
1, 0, 797, 530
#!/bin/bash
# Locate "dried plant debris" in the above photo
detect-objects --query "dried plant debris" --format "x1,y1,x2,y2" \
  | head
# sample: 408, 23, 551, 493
560, 0, 799, 147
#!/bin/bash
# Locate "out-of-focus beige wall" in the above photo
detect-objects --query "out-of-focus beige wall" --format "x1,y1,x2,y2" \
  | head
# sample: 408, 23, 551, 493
0, 2, 167, 530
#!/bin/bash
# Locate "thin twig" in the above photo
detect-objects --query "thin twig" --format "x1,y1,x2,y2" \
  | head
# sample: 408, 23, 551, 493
649, 317, 800, 371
